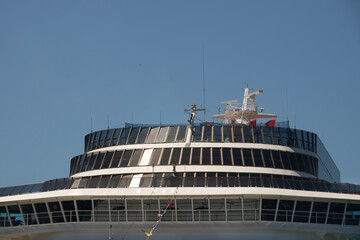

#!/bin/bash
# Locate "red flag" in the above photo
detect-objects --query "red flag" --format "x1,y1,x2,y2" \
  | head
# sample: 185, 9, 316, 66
265, 119, 276, 128
169, 202, 172, 210
250, 120, 256, 127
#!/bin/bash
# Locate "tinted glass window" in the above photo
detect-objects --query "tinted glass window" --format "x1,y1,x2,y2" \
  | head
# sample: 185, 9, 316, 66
34, 203, 50, 224
170, 148, 181, 164
243, 199, 260, 221
181, 148, 191, 165
262, 199, 277, 221
262, 127, 273, 144
233, 127, 242, 142
213, 126, 222, 142
263, 150, 273, 168
227, 198, 242, 221
193, 198, 209, 221
212, 148, 221, 165
243, 149, 253, 166
210, 199, 225, 221
48, 202, 64, 223
128, 149, 142, 167
223, 126, 232, 142
160, 148, 171, 165
253, 127, 262, 143
191, 148, 201, 165
293, 201, 311, 223
21, 204, 37, 225
310, 202, 328, 224
93, 152, 105, 170
126, 200, 142, 221
97, 130, 107, 148
202, 148, 211, 165
87, 153, 98, 171
222, 148, 232, 165
110, 129, 121, 146
281, 152, 291, 170
272, 151, 283, 169
232, 148, 243, 166
243, 126, 253, 143
288, 152, 298, 171
176, 126, 187, 142
253, 149, 263, 167
76, 200, 92, 222
192, 126, 203, 141
61, 200, 77, 222
127, 127, 140, 144
166, 127, 177, 143
103, 129, 114, 147
137, 127, 149, 144
177, 199, 192, 221
149, 149, 161, 165
296, 153, 305, 172
119, 150, 133, 167
273, 128, 282, 145
276, 200, 294, 222
118, 128, 130, 145
203, 125, 213, 142
327, 202, 345, 224
110, 151, 123, 168
345, 203, 360, 225
102, 152, 114, 169
91, 132, 100, 150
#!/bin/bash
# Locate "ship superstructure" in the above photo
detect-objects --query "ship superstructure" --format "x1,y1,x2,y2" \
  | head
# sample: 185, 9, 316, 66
0, 87, 359, 240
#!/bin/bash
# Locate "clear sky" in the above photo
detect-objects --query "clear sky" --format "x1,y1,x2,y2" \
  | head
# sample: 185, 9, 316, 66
0, 0, 359, 188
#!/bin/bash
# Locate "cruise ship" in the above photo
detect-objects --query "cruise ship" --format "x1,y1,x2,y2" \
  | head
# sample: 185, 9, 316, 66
0, 87, 359, 240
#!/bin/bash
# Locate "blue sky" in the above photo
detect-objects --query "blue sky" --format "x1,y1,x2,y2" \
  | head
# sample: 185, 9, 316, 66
0, 0, 359, 187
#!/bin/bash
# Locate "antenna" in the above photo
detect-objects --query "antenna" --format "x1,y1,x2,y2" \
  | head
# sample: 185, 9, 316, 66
202, 46, 206, 122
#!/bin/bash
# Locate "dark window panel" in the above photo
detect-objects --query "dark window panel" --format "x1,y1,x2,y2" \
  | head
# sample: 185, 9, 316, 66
243, 199, 260, 221
84, 134, 91, 152
262, 150, 273, 168
193, 198, 209, 221
310, 202, 328, 224
127, 127, 140, 145
7, 205, 24, 226
151, 173, 163, 187
143, 199, 159, 221
250, 173, 262, 187
243, 149, 254, 166
93, 200, 109, 222
191, 148, 201, 165
96, 130, 107, 148
166, 127, 178, 143
86, 153, 98, 171
280, 128, 289, 147
262, 199, 277, 221
212, 148, 222, 165
92, 131, 101, 150
262, 127, 273, 144
76, 200, 92, 222
177, 199, 192, 221
93, 152, 105, 170
287, 128, 297, 147
110, 128, 122, 146
288, 152, 299, 171
273, 175, 285, 189
207, 172, 217, 187
184, 172, 195, 187
137, 127, 149, 144
222, 148, 232, 166
233, 126, 242, 142
243, 126, 253, 143
272, 128, 283, 145
218, 173, 228, 187
192, 126, 203, 141
21, 204, 37, 225
223, 126, 232, 142
34, 203, 50, 224
176, 126, 187, 142
210, 199, 225, 221
213, 126, 222, 142
203, 125, 213, 142
126, 200, 142, 221
227, 198, 242, 221
253, 149, 264, 167
293, 201, 311, 223
88, 132, 96, 151
140, 174, 152, 188
239, 173, 250, 187
345, 203, 360, 225
181, 148, 191, 165
48, 202, 64, 223
276, 200, 294, 222
99, 176, 110, 188
160, 148, 171, 165
110, 150, 123, 168
194, 172, 206, 187
80, 154, 90, 172
145, 127, 159, 144
61, 200, 77, 222
280, 152, 291, 170
119, 150, 133, 167
118, 128, 130, 145
75, 155, 85, 173
109, 175, 121, 188
170, 148, 181, 164
253, 127, 263, 143
296, 153, 305, 172
149, 149, 162, 165
101, 151, 114, 169
272, 151, 283, 169
128, 149, 143, 167
327, 202, 345, 224
262, 174, 272, 188
228, 173, 239, 187
232, 148, 243, 166
110, 200, 126, 222
103, 129, 114, 147
202, 148, 211, 165
118, 175, 132, 188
